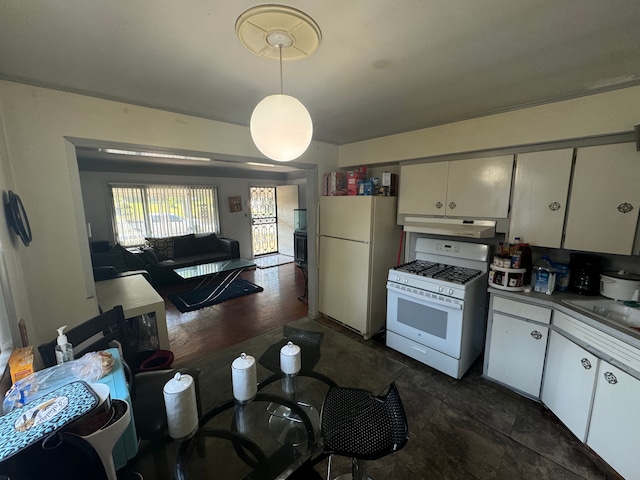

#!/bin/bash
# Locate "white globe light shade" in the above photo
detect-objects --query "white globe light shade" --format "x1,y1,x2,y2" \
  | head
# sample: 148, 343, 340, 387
250, 94, 313, 162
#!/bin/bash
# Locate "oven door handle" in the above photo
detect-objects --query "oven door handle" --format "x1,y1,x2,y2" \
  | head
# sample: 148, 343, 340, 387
387, 282, 463, 310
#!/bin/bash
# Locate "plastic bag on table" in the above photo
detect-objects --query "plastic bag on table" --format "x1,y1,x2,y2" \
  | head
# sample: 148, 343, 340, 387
3, 351, 115, 414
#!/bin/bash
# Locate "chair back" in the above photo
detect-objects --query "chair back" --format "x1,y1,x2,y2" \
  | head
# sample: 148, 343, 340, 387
0, 432, 108, 480
38, 305, 133, 368
258, 325, 325, 374
283, 325, 324, 349
132, 367, 202, 441
321, 382, 409, 461
382, 383, 409, 452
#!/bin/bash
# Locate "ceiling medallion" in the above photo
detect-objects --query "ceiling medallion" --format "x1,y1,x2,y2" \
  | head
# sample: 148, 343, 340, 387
236, 5, 321, 61
237, 5, 320, 162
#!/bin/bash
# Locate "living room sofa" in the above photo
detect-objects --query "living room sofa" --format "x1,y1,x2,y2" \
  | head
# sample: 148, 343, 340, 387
91, 244, 151, 283
90, 233, 240, 286
142, 233, 240, 285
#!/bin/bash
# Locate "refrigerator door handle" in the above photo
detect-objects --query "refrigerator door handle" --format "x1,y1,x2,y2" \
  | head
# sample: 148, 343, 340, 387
319, 235, 371, 244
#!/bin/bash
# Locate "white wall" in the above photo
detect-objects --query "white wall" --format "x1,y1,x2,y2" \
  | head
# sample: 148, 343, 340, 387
3, 78, 639, 355
339, 85, 640, 166
0, 80, 338, 351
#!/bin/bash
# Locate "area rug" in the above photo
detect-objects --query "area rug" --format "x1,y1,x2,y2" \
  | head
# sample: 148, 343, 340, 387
169, 278, 263, 313
254, 254, 294, 269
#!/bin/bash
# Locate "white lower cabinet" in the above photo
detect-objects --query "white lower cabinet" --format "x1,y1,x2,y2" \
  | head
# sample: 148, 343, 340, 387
487, 295, 640, 479
486, 313, 549, 397
587, 361, 640, 480
541, 330, 598, 442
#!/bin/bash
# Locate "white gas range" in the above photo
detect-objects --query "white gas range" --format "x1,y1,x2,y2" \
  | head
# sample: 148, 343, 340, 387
386, 237, 490, 379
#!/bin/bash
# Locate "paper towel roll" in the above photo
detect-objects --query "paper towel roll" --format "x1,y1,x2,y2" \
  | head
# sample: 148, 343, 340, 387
280, 341, 301, 375
232, 353, 257, 402
163, 372, 198, 440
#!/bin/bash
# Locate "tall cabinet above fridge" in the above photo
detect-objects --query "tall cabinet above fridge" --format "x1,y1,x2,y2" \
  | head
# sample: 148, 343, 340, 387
318, 196, 401, 339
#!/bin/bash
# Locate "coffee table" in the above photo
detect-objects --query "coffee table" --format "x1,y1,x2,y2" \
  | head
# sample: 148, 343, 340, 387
174, 258, 256, 289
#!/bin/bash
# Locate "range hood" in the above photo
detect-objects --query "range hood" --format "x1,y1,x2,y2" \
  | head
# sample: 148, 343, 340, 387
402, 217, 496, 239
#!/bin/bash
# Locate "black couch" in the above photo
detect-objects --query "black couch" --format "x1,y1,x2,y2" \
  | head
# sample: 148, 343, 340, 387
142, 233, 240, 285
91, 233, 240, 286
91, 244, 151, 283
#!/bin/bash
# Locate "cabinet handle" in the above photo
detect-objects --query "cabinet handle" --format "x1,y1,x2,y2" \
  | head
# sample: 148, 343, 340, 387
548, 202, 561, 211
580, 358, 592, 369
604, 372, 617, 384
448, 202, 456, 210
435, 201, 443, 209
618, 203, 634, 213
530, 330, 543, 340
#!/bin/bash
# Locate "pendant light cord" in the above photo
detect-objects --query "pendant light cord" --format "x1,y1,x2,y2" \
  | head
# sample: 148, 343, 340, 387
278, 45, 284, 94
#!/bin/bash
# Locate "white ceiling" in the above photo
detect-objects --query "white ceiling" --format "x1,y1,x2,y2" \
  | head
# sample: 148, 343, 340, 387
2, 0, 640, 149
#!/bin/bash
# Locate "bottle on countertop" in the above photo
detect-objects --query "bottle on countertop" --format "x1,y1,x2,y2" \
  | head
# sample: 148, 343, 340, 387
510, 238, 522, 268
494, 242, 510, 267
512, 237, 532, 284
533, 255, 556, 295
54, 325, 74, 365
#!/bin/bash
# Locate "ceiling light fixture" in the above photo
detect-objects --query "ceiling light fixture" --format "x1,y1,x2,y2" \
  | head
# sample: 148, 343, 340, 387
236, 5, 321, 162
247, 162, 276, 167
99, 148, 211, 162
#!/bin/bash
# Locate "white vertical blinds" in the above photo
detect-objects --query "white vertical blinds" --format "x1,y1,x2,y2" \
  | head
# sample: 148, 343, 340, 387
110, 184, 219, 246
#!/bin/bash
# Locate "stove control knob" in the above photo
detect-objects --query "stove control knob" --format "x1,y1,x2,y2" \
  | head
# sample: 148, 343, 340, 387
438, 286, 444, 293
448, 288, 454, 296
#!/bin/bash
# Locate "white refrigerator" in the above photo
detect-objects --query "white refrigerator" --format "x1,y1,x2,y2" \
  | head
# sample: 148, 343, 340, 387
318, 196, 401, 339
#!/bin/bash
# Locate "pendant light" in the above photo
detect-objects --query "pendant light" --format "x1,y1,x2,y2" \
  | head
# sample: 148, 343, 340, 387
236, 5, 321, 162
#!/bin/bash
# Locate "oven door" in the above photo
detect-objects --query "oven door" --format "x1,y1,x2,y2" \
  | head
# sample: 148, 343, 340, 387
386, 282, 464, 358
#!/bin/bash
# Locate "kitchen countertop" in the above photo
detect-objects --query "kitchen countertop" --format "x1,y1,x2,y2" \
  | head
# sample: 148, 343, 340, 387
487, 287, 640, 351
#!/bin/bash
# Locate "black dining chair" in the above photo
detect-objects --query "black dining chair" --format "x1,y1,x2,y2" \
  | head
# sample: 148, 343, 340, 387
38, 305, 134, 368
320, 382, 409, 480
131, 367, 204, 480
258, 325, 324, 374
0, 431, 109, 480
38, 307, 204, 479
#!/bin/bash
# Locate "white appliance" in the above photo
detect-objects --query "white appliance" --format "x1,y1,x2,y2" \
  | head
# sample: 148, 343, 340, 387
318, 196, 401, 339
386, 237, 490, 379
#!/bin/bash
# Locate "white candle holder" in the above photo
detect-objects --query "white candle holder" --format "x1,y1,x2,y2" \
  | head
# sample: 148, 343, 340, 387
231, 352, 257, 403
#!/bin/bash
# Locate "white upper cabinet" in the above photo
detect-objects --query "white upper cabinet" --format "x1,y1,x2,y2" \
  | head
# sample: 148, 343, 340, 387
397, 161, 449, 216
563, 143, 640, 255
509, 149, 573, 247
398, 155, 514, 218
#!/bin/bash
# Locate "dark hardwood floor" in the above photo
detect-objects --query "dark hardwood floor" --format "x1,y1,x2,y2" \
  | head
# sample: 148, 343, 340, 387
157, 262, 309, 367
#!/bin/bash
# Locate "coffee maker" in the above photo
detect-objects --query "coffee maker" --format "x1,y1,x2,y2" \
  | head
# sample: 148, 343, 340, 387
568, 253, 601, 295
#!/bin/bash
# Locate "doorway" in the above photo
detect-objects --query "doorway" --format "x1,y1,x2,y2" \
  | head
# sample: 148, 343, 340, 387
249, 185, 299, 256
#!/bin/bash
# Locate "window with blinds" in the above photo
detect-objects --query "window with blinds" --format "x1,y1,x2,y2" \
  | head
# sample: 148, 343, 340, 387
110, 184, 220, 246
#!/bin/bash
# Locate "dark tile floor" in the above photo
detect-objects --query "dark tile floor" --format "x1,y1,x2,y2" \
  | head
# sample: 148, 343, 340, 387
314, 318, 622, 480
125, 316, 623, 480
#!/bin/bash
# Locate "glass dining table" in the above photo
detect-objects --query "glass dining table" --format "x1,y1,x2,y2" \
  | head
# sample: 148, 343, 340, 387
169, 318, 406, 480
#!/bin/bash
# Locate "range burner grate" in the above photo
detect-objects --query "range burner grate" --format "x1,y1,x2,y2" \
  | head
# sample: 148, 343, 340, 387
394, 260, 482, 285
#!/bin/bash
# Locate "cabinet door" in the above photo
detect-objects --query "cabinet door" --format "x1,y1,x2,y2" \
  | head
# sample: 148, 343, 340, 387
485, 313, 548, 397
509, 149, 573, 247
397, 162, 449, 215
541, 330, 598, 442
447, 155, 514, 218
564, 143, 640, 254
587, 361, 640, 480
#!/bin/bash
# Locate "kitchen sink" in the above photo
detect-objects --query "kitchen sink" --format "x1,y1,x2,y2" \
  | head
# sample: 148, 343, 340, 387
562, 298, 640, 329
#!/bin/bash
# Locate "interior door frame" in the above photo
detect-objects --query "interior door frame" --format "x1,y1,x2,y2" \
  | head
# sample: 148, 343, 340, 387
276, 185, 299, 257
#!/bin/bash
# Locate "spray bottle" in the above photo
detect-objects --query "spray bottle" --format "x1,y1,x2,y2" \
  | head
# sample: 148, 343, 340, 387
55, 326, 74, 365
